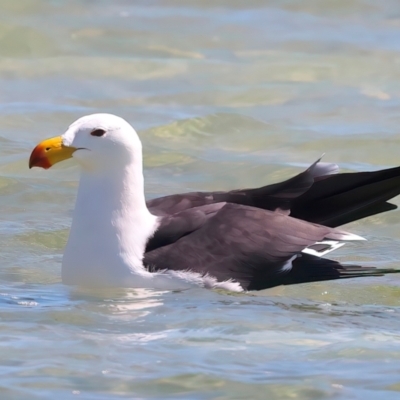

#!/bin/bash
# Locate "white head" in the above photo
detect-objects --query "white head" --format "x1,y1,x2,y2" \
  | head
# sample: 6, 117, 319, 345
29, 113, 143, 173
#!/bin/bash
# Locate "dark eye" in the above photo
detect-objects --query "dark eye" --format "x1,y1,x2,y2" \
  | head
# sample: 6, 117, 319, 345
90, 129, 106, 137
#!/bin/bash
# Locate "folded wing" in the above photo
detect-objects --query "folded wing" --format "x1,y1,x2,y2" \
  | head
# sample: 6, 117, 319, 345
144, 203, 369, 291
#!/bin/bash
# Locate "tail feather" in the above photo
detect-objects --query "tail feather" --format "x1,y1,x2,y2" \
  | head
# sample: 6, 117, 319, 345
240, 163, 400, 227
247, 254, 400, 290
282, 255, 400, 286
234, 158, 338, 212
291, 169, 400, 227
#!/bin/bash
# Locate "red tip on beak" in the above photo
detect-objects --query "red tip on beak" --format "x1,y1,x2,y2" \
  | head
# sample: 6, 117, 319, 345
29, 136, 76, 170
29, 142, 53, 169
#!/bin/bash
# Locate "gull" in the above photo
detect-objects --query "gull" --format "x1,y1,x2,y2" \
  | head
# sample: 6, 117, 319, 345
29, 114, 400, 291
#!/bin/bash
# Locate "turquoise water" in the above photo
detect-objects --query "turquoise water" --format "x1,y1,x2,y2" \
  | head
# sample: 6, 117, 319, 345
2, 1, 400, 399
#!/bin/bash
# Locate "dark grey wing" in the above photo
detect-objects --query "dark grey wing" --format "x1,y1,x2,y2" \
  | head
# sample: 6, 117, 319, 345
146, 158, 336, 216
146, 203, 225, 252
147, 192, 217, 217
148, 160, 400, 229
144, 203, 363, 291
291, 166, 400, 227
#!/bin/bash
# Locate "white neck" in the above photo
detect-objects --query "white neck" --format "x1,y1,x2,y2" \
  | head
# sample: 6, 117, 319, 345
62, 163, 159, 287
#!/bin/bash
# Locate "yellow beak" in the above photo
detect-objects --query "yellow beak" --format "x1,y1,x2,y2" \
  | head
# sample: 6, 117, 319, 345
29, 136, 77, 169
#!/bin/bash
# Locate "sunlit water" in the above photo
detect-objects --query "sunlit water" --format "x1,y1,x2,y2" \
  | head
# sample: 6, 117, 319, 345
1, 1, 400, 399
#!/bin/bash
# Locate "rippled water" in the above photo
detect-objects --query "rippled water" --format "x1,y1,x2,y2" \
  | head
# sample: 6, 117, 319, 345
2, 1, 400, 399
